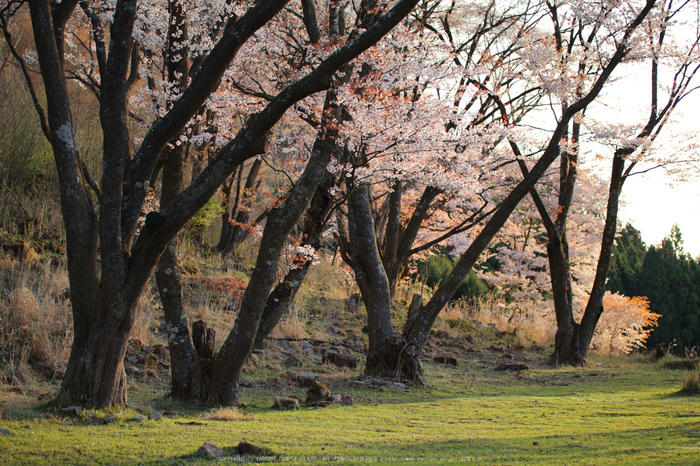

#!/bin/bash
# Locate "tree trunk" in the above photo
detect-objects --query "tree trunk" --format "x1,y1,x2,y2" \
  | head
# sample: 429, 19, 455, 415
548, 235, 584, 365
216, 159, 263, 256
209, 90, 341, 405
254, 172, 336, 346
347, 184, 394, 376
578, 152, 627, 356
57, 293, 135, 408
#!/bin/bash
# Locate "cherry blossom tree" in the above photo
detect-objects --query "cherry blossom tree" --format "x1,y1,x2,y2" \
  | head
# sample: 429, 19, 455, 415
325, 0, 656, 377
397, 0, 657, 373
477, 0, 698, 364
4, 0, 422, 407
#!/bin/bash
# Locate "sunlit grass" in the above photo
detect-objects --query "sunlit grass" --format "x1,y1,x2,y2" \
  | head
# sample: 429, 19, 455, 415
2, 357, 699, 465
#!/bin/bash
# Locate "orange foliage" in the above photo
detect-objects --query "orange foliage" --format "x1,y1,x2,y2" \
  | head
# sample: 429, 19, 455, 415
592, 293, 661, 355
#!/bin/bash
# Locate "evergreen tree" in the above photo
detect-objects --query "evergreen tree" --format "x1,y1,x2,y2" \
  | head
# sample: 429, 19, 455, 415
607, 224, 647, 296
640, 225, 700, 351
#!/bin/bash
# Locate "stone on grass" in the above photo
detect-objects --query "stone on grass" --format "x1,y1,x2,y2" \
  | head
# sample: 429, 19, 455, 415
0, 428, 12, 436
131, 415, 147, 422
195, 441, 223, 458
272, 396, 300, 410
433, 355, 458, 366
284, 355, 301, 367
61, 406, 83, 416
148, 411, 162, 420
306, 381, 332, 404
103, 414, 116, 424
239, 377, 253, 387
237, 441, 262, 455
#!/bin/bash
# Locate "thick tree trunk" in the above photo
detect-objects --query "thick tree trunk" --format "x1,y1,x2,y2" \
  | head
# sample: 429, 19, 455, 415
549, 235, 584, 365
347, 185, 395, 375
57, 293, 135, 407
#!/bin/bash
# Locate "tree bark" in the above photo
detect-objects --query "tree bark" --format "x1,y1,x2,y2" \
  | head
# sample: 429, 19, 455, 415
347, 184, 395, 375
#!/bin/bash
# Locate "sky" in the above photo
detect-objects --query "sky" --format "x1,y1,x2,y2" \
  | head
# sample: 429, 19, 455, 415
590, 62, 700, 259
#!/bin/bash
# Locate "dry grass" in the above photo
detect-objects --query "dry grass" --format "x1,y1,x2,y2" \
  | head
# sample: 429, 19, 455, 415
270, 309, 307, 340
0, 254, 72, 385
201, 406, 248, 421
678, 371, 700, 396
437, 295, 556, 347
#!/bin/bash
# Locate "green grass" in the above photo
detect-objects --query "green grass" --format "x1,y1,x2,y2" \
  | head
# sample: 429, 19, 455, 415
2, 356, 700, 465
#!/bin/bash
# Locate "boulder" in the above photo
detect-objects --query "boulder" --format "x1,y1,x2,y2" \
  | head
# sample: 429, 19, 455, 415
272, 397, 300, 410
306, 381, 332, 404
237, 441, 262, 456
195, 441, 223, 458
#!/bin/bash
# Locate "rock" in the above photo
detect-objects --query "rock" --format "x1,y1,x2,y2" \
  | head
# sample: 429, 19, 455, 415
296, 373, 318, 387
61, 406, 83, 416
239, 377, 253, 387
272, 397, 300, 410
322, 352, 357, 369
306, 381, 332, 404
125, 365, 141, 375
87, 413, 99, 423
195, 441, 223, 458
237, 441, 262, 456
433, 354, 458, 366
131, 416, 147, 422
494, 363, 530, 372
302, 347, 316, 357
431, 329, 450, 340
148, 411, 162, 420
0, 428, 12, 436
284, 355, 301, 367
340, 394, 354, 405
103, 414, 116, 424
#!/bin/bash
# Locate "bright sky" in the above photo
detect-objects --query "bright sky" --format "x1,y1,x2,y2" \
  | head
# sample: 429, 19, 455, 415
589, 62, 700, 259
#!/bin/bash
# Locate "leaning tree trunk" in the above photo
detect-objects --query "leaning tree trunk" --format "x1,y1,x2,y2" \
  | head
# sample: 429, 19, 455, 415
208, 86, 345, 405
254, 172, 336, 345
578, 151, 627, 357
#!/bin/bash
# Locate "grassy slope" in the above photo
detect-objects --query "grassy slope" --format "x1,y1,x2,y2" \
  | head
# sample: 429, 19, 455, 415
2, 355, 699, 465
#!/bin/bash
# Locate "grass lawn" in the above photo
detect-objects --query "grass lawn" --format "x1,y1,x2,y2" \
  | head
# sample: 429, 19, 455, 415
1, 353, 699, 465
